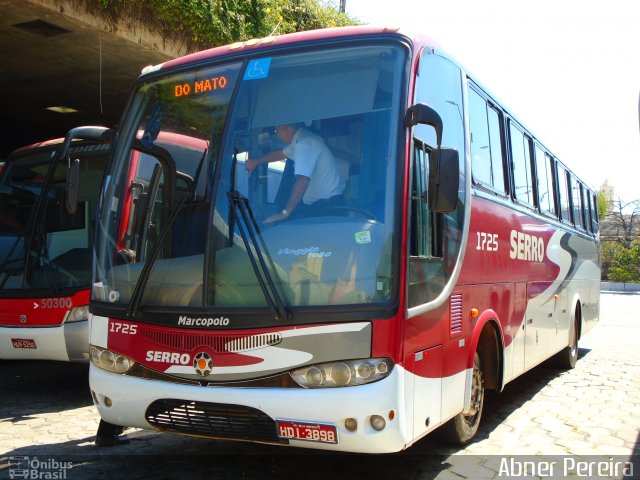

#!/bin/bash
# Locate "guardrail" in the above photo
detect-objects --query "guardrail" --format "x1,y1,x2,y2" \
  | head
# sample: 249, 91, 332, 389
601, 282, 640, 292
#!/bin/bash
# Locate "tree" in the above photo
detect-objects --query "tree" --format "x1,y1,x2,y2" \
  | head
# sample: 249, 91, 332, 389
600, 198, 640, 248
604, 240, 640, 283
600, 197, 640, 282
596, 190, 607, 220
95, 0, 358, 53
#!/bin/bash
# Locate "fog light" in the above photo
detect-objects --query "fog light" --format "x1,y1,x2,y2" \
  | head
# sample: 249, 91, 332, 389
104, 396, 112, 407
345, 418, 358, 432
370, 415, 386, 431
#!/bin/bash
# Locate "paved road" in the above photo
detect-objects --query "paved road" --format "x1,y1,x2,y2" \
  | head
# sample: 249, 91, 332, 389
1, 292, 638, 479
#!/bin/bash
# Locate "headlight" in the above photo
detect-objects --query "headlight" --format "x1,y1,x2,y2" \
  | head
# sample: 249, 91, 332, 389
291, 358, 393, 388
89, 345, 135, 374
65, 305, 89, 323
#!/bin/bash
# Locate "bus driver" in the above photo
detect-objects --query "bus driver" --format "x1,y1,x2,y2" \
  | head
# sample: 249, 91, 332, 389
244, 124, 345, 223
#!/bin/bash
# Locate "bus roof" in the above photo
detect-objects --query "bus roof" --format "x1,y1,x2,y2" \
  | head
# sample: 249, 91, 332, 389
10, 137, 64, 154
141, 25, 440, 77
8, 136, 111, 161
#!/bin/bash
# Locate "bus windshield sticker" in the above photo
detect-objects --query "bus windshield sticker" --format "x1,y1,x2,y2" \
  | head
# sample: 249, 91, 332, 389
243, 58, 272, 80
355, 231, 371, 245
141, 106, 164, 148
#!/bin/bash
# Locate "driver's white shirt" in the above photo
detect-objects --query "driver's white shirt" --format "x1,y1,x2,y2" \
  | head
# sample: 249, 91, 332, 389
282, 128, 345, 205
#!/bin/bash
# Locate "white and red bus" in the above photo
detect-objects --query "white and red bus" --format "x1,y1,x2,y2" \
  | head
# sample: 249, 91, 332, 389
84, 26, 599, 452
0, 129, 110, 362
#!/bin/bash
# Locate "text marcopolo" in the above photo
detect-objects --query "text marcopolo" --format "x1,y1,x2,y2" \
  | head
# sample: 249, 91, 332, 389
178, 315, 230, 327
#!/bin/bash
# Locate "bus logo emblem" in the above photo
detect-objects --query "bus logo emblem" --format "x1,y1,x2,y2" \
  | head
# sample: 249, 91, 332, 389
193, 352, 213, 376
20, 315, 27, 324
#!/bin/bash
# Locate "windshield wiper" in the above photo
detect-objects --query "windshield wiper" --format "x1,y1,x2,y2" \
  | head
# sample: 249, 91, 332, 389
30, 222, 61, 295
226, 189, 290, 322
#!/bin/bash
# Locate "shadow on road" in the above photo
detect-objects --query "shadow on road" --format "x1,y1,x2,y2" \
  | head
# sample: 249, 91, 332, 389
0, 360, 92, 423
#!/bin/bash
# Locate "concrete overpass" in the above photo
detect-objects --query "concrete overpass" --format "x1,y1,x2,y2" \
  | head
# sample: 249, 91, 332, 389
0, 0, 190, 158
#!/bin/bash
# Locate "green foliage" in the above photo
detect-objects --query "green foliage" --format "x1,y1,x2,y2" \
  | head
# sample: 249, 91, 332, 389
596, 190, 607, 220
94, 0, 358, 51
601, 240, 640, 283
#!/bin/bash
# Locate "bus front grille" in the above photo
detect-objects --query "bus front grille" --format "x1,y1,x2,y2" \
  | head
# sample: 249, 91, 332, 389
145, 399, 287, 444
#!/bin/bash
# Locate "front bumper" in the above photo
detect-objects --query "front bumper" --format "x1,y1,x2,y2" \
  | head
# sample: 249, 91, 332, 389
89, 364, 412, 453
0, 320, 88, 362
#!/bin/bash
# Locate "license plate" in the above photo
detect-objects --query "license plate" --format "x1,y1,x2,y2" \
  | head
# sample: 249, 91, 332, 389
11, 338, 37, 349
276, 419, 338, 444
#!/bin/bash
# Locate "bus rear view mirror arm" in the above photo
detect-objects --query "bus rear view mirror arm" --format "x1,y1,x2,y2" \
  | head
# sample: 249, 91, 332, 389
405, 104, 458, 213
59, 126, 113, 215
405, 103, 443, 147
66, 158, 80, 215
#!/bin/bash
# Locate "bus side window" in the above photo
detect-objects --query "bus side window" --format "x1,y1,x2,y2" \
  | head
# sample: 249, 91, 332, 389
557, 164, 571, 224
509, 122, 535, 207
584, 186, 593, 234
590, 192, 599, 233
571, 177, 584, 230
534, 145, 556, 216
469, 88, 506, 194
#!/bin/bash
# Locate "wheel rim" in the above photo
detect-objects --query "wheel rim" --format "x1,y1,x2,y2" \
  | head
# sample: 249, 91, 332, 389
569, 320, 578, 359
464, 357, 484, 427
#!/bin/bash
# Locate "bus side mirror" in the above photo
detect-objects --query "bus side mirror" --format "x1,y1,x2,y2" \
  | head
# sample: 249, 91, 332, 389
66, 158, 80, 215
428, 148, 459, 213
405, 104, 459, 213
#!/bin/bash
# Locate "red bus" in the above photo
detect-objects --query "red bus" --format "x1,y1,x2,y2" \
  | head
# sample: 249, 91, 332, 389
0, 129, 110, 362
83, 26, 600, 452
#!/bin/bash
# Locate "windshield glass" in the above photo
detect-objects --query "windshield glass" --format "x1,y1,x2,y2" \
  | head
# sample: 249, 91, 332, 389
94, 43, 406, 320
0, 143, 109, 292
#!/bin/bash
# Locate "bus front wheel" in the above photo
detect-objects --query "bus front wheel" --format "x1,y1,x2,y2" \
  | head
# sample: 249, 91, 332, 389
441, 351, 485, 445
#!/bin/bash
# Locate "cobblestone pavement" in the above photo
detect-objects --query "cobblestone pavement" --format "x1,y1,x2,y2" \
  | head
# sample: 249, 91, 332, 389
1, 293, 638, 479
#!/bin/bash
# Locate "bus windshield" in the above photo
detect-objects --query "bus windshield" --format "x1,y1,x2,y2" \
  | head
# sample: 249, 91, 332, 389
94, 43, 406, 322
0, 143, 109, 293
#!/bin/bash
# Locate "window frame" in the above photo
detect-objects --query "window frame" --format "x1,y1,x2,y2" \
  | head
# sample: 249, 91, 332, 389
468, 84, 508, 196
508, 119, 536, 209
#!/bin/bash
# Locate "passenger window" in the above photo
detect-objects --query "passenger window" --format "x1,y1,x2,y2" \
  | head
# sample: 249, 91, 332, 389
590, 192, 600, 233
469, 88, 505, 193
557, 164, 571, 223
535, 145, 555, 215
510, 123, 534, 206
572, 178, 584, 230
585, 191, 593, 233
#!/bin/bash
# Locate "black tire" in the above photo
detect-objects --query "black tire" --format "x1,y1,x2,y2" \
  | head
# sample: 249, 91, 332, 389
556, 314, 579, 369
440, 352, 485, 445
